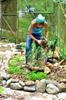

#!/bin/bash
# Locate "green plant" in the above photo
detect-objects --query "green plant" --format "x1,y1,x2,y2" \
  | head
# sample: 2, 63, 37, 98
27, 71, 48, 80
8, 54, 48, 80
64, 74, 66, 77
14, 55, 24, 61
60, 49, 66, 59
8, 55, 25, 74
16, 44, 22, 49
9, 55, 25, 65
0, 87, 4, 94
7, 65, 22, 74
28, 46, 43, 67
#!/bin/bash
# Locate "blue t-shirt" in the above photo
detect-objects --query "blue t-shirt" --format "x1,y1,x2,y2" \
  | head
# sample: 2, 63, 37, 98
32, 27, 44, 35
28, 18, 46, 35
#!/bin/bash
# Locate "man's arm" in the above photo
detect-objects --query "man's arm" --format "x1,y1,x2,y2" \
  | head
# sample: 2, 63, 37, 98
29, 24, 38, 42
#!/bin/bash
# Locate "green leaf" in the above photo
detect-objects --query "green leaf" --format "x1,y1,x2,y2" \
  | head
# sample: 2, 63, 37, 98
0, 87, 4, 94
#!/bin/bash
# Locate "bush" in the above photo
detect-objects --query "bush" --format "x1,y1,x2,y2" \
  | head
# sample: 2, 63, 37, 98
0, 87, 4, 94
7, 65, 22, 74
27, 71, 48, 80
8, 55, 25, 74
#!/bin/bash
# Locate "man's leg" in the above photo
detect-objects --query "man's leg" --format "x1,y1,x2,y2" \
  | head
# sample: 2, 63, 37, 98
26, 34, 32, 64
35, 34, 42, 60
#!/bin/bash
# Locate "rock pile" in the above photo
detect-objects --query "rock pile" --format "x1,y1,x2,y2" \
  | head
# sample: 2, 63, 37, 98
0, 43, 66, 100
0, 72, 66, 94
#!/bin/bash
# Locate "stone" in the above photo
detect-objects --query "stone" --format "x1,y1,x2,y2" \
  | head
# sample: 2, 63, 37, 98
10, 82, 23, 90
6, 78, 12, 87
60, 79, 66, 83
57, 93, 66, 100
2, 80, 7, 86
11, 48, 17, 52
0, 62, 3, 67
45, 80, 60, 88
24, 85, 36, 92
2, 44, 8, 48
19, 80, 25, 86
54, 47, 60, 59
46, 84, 60, 94
63, 65, 66, 70
59, 82, 66, 92
25, 81, 35, 86
36, 79, 46, 93
0, 71, 11, 80
11, 79, 19, 83
53, 63, 59, 67
44, 66, 51, 74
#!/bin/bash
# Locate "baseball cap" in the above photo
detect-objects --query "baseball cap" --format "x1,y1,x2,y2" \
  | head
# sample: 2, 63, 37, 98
36, 14, 46, 23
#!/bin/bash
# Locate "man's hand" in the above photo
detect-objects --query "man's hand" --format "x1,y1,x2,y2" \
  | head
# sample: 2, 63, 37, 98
37, 40, 43, 45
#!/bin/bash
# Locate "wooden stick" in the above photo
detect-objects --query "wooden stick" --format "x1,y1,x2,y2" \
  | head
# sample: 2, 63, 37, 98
2, 16, 16, 37
25, 65, 44, 72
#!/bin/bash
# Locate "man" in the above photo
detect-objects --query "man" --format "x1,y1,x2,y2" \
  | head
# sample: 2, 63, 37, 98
26, 14, 48, 64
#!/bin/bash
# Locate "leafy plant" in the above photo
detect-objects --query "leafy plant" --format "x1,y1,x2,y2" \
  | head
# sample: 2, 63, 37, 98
9, 55, 25, 66
0, 87, 4, 94
64, 74, 66, 77
7, 65, 22, 74
60, 49, 66, 59
8, 55, 25, 74
16, 44, 22, 49
27, 71, 48, 80
14, 55, 24, 61
28, 45, 43, 67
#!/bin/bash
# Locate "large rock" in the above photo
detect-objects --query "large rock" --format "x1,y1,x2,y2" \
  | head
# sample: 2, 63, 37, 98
46, 84, 60, 94
19, 80, 25, 86
63, 65, 66, 70
10, 82, 23, 90
2, 80, 7, 87
11, 79, 19, 83
57, 93, 66, 100
59, 82, 66, 92
45, 80, 60, 88
25, 81, 35, 86
60, 79, 66, 84
36, 79, 46, 93
44, 66, 51, 74
0, 71, 11, 80
24, 85, 36, 92
6, 78, 12, 87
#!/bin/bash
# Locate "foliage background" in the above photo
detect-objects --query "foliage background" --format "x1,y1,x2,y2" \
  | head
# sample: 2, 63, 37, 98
0, 0, 66, 52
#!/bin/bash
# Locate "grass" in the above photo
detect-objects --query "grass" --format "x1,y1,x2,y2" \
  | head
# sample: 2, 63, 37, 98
26, 71, 48, 81
0, 87, 4, 94
7, 65, 22, 74
64, 74, 66, 77
8, 55, 25, 74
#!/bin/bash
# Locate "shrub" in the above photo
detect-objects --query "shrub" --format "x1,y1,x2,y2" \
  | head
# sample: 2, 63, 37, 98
8, 55, 25, 74
27, 71, 48, 80
7, 65, 22, 74
0, 87, 4, 94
